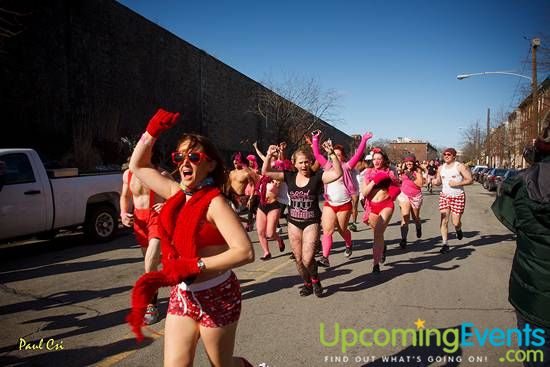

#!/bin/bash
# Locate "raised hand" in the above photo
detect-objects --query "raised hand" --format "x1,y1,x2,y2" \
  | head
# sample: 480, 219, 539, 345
146, 108, 181, 138
321, 139, 334, 153
363, 131, 374, 141
267, 145, 279, 158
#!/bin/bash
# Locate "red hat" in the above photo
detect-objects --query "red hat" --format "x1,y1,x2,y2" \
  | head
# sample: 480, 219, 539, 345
403, 155, 415, 162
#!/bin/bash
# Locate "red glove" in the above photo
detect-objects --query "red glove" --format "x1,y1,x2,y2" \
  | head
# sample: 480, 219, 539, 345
146, 108, 181, 138
372, 171, 391, 186
164, 256, 201, 284
363, 132, 373, 141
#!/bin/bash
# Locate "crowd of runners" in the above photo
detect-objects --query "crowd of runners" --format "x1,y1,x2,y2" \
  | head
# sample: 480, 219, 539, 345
122, 108, 474, 366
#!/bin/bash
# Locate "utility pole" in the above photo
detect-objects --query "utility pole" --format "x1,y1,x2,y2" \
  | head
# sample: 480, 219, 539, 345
531, 37, 540, 138
475, 121, 480, 165
485, 108, 492, 167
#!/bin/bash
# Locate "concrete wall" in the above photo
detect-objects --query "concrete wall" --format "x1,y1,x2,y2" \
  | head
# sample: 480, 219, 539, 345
0, 0, 351, 170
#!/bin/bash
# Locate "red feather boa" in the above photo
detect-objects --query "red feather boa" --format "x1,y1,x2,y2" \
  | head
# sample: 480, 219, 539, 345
126, 186, 221, 341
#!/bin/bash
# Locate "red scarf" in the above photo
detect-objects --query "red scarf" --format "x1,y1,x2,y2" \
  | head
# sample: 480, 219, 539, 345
126, 186, 220, 341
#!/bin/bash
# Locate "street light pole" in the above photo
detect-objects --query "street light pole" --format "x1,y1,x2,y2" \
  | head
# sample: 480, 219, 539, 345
532, 38, 540, 137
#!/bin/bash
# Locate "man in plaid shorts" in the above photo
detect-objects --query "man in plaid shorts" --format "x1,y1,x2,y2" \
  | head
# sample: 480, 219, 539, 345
433, 148, 473, 253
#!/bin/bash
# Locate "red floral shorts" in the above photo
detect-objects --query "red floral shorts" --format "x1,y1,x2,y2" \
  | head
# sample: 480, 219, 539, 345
167, 271, 241, 328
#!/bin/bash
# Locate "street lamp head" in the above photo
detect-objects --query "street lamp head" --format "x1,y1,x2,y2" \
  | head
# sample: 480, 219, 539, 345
455, 71, 532, 82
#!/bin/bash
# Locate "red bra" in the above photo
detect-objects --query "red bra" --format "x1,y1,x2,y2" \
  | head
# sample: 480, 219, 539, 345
196, 219, 226, 247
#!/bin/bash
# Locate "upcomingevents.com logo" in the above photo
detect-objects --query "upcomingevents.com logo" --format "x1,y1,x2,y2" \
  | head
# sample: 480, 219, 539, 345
319, 319, 545, 364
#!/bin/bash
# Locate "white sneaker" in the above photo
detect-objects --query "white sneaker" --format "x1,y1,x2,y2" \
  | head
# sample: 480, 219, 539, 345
143, 305, 159, 325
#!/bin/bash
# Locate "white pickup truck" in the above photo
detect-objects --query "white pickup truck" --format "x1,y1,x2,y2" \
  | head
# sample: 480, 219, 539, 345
0, 148, 122, 243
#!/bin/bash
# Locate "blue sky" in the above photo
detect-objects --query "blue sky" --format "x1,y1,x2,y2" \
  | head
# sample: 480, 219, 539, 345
118, 0, 549, 149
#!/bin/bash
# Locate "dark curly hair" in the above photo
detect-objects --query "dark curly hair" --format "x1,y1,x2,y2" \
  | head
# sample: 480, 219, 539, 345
176, 134, 228, 190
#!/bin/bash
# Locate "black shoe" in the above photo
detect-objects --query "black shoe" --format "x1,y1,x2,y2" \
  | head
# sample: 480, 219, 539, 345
416, 224, 422, 238
381, 245, 387, 263
456, 229, 463, 240
299, 284, 313, 296
440, 244, 450, 253
317, 256, 330, 267
278, 239, 285, 253
289, 252, 296, 261
260, 253, 271, 261
312, 281, 323, 297
344, 245, 353, 257
399, 238, 407, 249
348, 223, 358, 232
372, 264, 381, 274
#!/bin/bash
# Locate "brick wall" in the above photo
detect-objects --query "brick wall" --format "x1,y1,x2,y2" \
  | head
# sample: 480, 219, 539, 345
387, 142, 439, 162
0, 0, 351, 170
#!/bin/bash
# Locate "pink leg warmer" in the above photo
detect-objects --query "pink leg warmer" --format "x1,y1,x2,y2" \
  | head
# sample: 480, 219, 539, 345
322, 233, 333, 258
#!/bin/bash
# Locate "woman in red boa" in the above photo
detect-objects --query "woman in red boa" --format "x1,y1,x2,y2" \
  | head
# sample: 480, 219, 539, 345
127, 108, 255, 367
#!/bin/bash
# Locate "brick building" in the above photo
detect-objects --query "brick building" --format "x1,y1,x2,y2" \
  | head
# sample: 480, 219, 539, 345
0, 0, 351, 170
387, 140, 439, 162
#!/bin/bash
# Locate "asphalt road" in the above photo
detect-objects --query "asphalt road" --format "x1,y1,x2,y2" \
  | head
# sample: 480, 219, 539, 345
0, 183, 524, 367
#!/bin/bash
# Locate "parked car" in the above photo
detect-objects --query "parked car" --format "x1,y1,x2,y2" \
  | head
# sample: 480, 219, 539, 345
496, 169, 520, 196
471, 165, 488, 181
477, 167, 492, 184
0, 148, 122, 243
484, 168, 508, 191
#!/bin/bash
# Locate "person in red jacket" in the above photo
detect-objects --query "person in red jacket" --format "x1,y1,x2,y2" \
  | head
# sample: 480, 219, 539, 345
126, 108, 255, 367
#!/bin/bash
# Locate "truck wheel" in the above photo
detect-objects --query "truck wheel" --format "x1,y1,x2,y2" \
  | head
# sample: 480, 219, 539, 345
85, 204, 118, 242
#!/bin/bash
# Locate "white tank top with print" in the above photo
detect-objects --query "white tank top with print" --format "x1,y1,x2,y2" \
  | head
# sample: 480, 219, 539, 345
440, 162, 464, 196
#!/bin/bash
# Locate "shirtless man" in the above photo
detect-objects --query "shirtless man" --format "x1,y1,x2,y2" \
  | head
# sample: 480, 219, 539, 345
120, 163, 165, 325
228, 152, 257, 223
432, 148, 473, 253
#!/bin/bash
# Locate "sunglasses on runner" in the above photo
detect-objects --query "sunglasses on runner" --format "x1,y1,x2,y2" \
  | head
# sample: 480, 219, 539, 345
171, 151, 210, 165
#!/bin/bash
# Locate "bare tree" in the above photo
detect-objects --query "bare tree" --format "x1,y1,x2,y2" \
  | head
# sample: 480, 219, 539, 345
253, 74, 342, 149
460, 121, 485, 164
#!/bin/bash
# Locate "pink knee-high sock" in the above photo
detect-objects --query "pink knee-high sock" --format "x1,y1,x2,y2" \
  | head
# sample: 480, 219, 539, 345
342, 229, 352, 247
322, 233, 333, 258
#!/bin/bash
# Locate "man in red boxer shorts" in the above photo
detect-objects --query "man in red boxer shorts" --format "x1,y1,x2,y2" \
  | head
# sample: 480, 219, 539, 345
120, 167, 165, 324
433, 148, 473, 253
